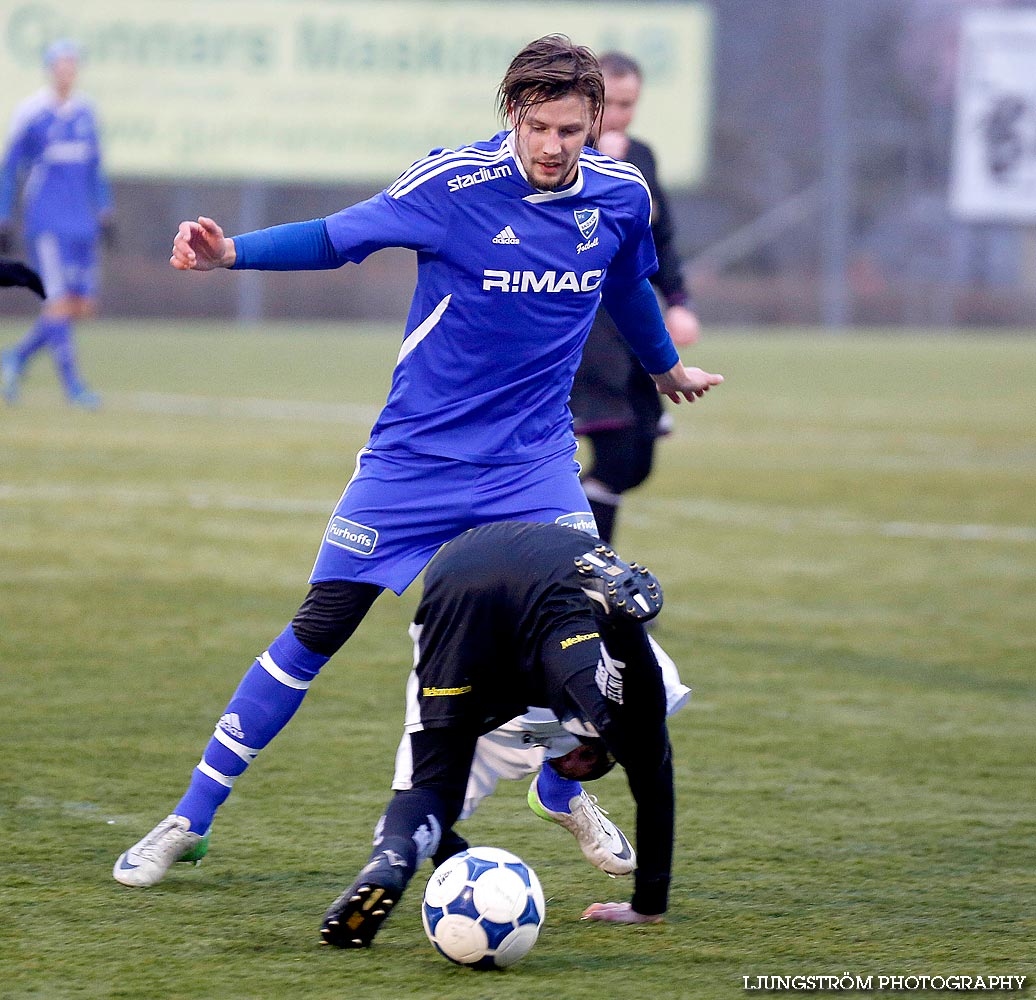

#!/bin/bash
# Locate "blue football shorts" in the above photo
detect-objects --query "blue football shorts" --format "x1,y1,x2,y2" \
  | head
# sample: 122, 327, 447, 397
29, 231, 99, 299
309, 446, 598, 594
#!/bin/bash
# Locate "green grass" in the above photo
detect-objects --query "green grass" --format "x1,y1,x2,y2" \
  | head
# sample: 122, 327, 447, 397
1, 322, 1034, 999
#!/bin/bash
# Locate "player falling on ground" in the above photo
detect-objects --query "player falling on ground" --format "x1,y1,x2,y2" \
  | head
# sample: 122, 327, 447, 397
0, 40, 113, 409
114, 35, 720, 890
427, 628, 689, 878
321, 521, 676, 948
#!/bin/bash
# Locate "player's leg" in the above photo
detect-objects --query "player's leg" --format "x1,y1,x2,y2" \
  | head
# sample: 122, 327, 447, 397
115, 450, 472, 887
581, 425, 657, 544
322, 574, 494, 947
472, 453, 618, 856
113, 580, 381, 887
46, 301, 99, 409
48, 238, 102, 407
321, 728, 476, 948
1, 234, 68, 404
527, 735, 637, 877
1, 319, 49, 403
480, 458, 659, 867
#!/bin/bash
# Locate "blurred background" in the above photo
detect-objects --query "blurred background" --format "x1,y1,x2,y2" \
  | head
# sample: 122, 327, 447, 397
1, 0, 1034, 330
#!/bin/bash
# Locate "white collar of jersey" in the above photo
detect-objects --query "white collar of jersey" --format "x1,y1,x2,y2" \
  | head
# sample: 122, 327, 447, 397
505, 130, 586, 203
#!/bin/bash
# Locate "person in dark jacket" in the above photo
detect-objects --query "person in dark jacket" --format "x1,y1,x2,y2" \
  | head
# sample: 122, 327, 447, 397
570, 51, 702, 543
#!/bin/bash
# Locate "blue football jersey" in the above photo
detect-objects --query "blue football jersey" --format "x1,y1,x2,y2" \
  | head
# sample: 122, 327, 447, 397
323, 131, 659, 465
0, 88, 111, 239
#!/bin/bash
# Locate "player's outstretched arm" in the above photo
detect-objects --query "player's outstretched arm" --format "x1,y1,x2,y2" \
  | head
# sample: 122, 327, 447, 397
651, 361, 723, 404
581, 901, 664, 924
170, 216, 236, 271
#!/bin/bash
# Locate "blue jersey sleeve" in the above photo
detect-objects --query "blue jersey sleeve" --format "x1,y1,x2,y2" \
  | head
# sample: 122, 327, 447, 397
605, 182, 658, 289
93, 170, 113, 217
599, 178, 674, 374
323, 184, 449, 264
601, 277, 680, 375
92, 145, 113, 218
232, 219, 342, 271
82, 104, 112, 218
0, 120, 30, 222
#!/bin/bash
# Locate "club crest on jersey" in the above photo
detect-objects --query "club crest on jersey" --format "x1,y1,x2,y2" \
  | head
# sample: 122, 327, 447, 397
574, 208, 600, 239
325, 516, 378, 555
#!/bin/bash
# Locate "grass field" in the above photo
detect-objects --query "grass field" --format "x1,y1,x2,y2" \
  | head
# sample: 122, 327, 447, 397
1, 321, 1034, 1000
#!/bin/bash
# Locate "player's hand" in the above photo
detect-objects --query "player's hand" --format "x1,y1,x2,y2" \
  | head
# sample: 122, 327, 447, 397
651, 362, 723, 403
170, 216, 235, 271
581, 902, 664, 924
665, 304, 700, 347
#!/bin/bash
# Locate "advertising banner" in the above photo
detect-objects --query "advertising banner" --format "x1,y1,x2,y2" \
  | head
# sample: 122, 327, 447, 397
1, 0, 712, 187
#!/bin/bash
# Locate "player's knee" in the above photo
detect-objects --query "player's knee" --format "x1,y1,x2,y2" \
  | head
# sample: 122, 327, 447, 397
622, 453, 654, 491
290, 579, 382, 656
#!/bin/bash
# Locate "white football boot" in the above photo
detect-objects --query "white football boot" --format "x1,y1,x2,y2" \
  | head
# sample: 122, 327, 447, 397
528, 780, 636, 877
113, 814, 208, 887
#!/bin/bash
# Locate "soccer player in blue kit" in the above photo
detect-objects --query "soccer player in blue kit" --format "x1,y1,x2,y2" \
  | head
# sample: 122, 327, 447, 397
0, 40, 112, 409
114, 35, 722, 891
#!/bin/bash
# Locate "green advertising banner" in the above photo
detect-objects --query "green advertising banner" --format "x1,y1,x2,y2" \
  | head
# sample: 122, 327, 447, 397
0, 0, 711, 187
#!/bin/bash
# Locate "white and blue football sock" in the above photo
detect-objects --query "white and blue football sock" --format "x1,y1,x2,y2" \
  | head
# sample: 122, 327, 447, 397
174, 626, 329, 835
42, 317, 83, 397
9, 316, 57, 368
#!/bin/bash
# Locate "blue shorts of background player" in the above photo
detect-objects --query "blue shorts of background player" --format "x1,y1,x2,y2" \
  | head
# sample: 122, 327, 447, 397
28, 232, 99, 301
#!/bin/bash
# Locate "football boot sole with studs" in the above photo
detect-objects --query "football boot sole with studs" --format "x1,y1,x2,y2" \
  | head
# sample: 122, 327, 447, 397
575, 545, 663, 621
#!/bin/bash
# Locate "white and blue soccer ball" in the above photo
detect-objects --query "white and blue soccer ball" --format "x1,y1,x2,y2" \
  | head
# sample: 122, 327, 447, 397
422, 846, 546, 970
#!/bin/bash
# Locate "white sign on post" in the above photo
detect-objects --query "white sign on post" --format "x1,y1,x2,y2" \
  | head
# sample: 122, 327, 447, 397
951, 8, 1036, 221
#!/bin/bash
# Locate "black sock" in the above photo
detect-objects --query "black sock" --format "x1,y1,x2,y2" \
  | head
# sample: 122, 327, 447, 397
589, 497, 618, 543
372, 788, 448, 879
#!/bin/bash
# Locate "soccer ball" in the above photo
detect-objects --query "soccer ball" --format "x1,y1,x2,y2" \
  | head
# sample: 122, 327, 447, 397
422, 846, 546, 970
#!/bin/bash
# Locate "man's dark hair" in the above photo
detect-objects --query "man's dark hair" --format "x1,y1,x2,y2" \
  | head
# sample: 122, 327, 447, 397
599, 50, 643, 81
497, 34, 604, 130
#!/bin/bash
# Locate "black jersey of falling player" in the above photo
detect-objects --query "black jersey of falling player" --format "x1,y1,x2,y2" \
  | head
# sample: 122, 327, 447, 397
412, 520, 604, 733
412, 519, 674, 915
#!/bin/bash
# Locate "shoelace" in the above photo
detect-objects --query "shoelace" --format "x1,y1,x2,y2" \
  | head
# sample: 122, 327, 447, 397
135, 821, 186, 860
575, 793, 616, 841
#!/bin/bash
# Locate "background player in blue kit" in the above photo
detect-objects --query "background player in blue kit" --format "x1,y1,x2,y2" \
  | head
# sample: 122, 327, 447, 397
114, 35, 722, 890
0, 40, 113, 409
